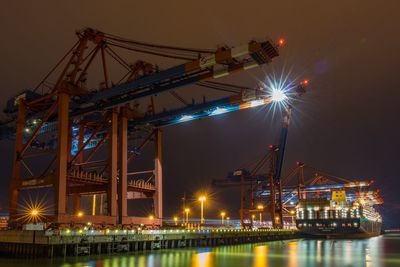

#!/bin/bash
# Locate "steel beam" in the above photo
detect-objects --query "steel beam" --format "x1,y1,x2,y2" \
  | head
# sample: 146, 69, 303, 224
118, 107, 128, 223
154, 129, 163, 222
54, 92, 70, 217
108, 110, 118, 219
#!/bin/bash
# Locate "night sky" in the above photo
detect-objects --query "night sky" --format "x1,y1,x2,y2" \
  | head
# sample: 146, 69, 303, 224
0, 1, 399, 228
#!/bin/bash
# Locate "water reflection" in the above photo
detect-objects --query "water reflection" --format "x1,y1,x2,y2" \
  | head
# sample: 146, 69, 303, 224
253, 245, 268, 267
2, 235, 400, 267
287, 241, 297, 267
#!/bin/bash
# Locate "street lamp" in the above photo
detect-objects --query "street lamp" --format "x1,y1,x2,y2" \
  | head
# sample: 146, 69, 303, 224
257, 205, 264, 225
220, 211, 226, 225
184, 208, 190, 225
226, 217, 230, 227
275, 215, 280, 226
77, 211, 84, 218
198, 196, 206, 225
29, 208, 40, 223
173, 216, 178, 226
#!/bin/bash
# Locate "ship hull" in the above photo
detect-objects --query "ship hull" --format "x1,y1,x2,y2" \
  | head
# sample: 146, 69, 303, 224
296, 218, 381, 239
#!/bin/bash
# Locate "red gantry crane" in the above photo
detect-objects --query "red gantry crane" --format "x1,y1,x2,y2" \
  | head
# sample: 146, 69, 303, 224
0, 28, 286, 228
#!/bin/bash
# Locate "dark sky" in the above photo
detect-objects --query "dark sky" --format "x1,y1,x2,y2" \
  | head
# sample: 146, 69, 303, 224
0, 1, 399, 228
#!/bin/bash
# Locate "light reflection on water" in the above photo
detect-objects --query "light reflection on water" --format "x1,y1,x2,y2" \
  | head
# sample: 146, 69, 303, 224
1, 235, 400, 267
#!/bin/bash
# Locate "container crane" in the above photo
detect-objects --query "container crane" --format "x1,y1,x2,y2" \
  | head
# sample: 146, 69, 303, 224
1, 28, 286, 227
212, 80, 307, 228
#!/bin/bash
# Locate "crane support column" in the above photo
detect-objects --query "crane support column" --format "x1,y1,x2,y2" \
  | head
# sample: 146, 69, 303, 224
9, 100, 25, 221
73, 124, 85, 214
55, 92, 69, 220
118, 107, 128, 224
154, 129, 163, 222
108, 110, 118, 220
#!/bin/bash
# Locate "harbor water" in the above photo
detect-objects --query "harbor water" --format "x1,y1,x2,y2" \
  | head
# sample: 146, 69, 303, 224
1, 234, 399, 267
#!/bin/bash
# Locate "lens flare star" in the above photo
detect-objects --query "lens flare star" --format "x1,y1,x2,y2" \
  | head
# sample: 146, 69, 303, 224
17, 195, 51, 224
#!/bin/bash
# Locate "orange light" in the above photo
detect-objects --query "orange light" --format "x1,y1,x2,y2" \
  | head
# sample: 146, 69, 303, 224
277, 38, 285, 46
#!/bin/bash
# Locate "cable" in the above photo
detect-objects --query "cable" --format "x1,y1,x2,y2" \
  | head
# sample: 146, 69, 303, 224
104, 46, 131, 71
103, 32, 215, 54
107, 41, 197, 61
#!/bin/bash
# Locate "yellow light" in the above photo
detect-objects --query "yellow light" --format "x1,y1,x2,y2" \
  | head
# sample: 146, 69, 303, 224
31, 209, 39, 216
220, 211, 226, 217
198, 196, 206, 202
173, 216, 178, 221
184, 208, 190, 213
257, 205, 264, 210
77, 211, 84, 217
252, 215, 256, 219
290, 210, 295, 215
149, 215, 154, 220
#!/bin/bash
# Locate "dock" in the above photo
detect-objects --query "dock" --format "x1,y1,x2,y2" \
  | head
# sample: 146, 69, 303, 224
0, 229, 298, 258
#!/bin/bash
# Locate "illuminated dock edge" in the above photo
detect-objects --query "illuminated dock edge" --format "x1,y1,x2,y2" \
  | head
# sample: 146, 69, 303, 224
0, 229, 299, 258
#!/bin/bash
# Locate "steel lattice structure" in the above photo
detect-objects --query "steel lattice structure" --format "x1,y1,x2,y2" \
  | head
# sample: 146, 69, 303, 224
1, 28, 284, 227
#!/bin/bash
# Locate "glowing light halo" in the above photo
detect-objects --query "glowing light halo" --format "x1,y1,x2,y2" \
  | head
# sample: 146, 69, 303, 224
17, 195, 51, 224
271, 88, 287, 102
258, 71, 301, 110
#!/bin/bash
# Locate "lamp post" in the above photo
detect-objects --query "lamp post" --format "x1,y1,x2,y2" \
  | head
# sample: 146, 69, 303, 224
226, 217, 230, 227
220, 211, 226, 225
257, 205, 264, 225
290, 210, 295, 225
275, 215, 280, 227
198, 196, 206, 225
173, 216, 178, 226
184, 208, 190, 225
149, 215, 154, 228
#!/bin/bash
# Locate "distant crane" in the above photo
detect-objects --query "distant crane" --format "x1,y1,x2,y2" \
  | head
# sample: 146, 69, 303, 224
212, 80, 307, 228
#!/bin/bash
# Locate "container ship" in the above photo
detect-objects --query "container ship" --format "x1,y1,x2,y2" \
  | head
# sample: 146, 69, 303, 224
295, 180, 383, 238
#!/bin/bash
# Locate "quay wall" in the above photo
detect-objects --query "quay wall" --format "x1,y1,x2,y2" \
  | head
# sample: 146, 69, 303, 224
0, 229, 299, 258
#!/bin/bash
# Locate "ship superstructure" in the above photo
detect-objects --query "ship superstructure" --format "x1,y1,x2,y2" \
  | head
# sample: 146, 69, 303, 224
296, 180, 383, 238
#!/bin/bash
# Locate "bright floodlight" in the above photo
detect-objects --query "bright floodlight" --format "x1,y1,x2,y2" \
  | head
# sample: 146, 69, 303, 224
31, 209, 39, 216
199, 196, 206, 202
179, 115, 194, 122
211, 107, 228, 116
271, 89, 287, 102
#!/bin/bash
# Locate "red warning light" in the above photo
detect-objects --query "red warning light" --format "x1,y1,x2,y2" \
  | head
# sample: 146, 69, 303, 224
301, 79, 309, 86
277, 38, 285, 47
